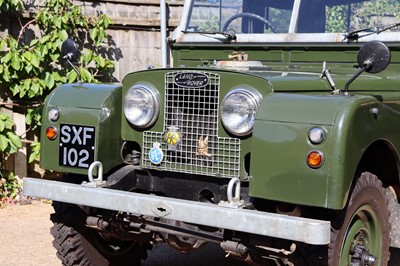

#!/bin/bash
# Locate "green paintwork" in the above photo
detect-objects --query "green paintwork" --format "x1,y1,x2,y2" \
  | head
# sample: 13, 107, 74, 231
40, 83, 123, 176
250, 90, 400, 209
167, 41, 400, 208
171, 44, 400, 93
172, 44, 362, 64
45, 83, 122, 108
39, 38, 400, 210
121, 68, 274, 141
172, 43, 400, 66
121, 68, 274, 178
32, 1, 400, 260
250, 93, 340, 208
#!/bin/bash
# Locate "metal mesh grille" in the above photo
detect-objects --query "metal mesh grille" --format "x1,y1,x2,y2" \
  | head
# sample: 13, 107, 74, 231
142, 71, 240, 178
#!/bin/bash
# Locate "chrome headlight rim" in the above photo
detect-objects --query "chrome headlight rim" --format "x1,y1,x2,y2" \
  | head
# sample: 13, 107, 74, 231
123, 83, 160, 129
220, 87, 263, 136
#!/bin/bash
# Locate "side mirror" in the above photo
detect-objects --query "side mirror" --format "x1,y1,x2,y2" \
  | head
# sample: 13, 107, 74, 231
61, 39, 81, 81
357, 41, 391, 74
345, 41, 391, 94
61, 38, 80, 62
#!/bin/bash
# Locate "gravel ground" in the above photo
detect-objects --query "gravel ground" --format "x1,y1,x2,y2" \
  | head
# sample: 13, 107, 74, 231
0, 201, 60, 266
0, 201, 242, 266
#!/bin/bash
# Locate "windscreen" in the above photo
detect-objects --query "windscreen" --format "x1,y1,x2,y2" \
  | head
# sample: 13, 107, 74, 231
186, 0, 400, 34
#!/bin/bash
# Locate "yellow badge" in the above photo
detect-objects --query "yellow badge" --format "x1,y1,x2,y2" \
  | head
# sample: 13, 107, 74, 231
164, 126, 181, 151
165, 131, 180, 145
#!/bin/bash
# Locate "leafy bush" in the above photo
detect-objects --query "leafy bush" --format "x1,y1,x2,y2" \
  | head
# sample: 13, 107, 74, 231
0, 114, 22, 206
0, 0, 115, 204
0, 173, 20, 208
0, 113, 22, 154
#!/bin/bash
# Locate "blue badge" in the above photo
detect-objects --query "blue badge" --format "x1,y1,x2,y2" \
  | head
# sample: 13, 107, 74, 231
149, 142, 164, 165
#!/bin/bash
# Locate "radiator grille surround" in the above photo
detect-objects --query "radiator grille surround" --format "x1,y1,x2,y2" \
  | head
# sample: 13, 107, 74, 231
142, 71, 240, 178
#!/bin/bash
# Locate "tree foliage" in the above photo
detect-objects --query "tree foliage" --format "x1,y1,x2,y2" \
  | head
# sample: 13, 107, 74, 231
1, 0, 114, 100
0, 0, 115, 202
326, 0, 400, 33
0, 0, 23, 12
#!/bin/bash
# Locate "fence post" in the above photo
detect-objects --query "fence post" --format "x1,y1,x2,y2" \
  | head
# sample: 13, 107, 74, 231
13, 112, 27, 181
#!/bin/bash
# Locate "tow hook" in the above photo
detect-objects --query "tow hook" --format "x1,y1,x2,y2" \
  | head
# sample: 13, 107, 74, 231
82, 161, 106, 187
350, 244, 376, 266
218, 178, 245, 209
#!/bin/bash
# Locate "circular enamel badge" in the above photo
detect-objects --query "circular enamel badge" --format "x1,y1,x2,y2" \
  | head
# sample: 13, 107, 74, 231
149, 142, 164, 165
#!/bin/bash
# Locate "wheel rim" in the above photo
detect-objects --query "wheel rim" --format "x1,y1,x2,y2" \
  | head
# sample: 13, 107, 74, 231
340, 204, 382, 265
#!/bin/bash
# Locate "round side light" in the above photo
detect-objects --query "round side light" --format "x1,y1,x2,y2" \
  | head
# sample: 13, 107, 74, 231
46, 126, 58, 140
307, 150, 324, 169
308, 127, 325, 144
48, 107, 60, 122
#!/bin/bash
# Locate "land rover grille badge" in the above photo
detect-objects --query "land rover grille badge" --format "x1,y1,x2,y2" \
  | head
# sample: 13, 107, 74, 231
174, 72, 209, 88
196, 136, 211, 157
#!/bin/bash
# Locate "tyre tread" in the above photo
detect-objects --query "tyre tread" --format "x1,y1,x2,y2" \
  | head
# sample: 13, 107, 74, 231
328, 172, 391, 265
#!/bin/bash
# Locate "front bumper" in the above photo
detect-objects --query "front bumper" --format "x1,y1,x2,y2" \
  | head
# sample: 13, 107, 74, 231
23, 177, 330, 245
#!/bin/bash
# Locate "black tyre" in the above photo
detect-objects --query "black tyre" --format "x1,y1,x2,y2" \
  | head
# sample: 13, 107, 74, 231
50, 201, 149, 266
329, 172, 391, 265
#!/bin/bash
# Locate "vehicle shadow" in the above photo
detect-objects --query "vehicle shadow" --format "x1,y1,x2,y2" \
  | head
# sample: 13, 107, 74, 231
389, 247, 399, 266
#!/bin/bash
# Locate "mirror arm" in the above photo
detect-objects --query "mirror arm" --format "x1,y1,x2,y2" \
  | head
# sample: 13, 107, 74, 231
344, 60, 372, 95
64, 53, 81, 82
321, 61, 339, 94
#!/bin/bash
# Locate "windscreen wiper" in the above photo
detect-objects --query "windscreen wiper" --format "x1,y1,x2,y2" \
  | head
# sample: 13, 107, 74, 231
376, 22, 400, 34
181, 30, 237, 42
343, 27, 375, 42
343, 22, 400, 42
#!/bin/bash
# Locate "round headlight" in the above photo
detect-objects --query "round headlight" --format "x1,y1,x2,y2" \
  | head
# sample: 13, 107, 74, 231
123, 83, 160, 128
221, 87, 263, 136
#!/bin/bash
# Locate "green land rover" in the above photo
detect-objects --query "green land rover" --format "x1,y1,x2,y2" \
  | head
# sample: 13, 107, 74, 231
24, 0, 400, 265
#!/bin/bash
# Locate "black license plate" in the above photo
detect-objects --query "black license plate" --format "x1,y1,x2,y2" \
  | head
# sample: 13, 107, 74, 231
59, 124, 95, 168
